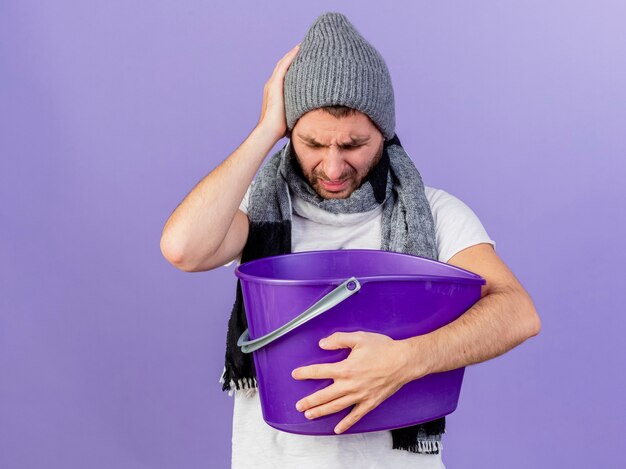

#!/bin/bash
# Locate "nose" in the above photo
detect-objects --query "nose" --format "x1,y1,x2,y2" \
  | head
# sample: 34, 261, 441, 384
322, 147, 346, 181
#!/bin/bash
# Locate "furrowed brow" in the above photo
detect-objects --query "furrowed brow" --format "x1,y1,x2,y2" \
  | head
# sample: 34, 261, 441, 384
297, 134, 371, 147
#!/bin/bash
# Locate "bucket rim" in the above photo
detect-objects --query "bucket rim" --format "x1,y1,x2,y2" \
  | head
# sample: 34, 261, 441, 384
234, 249, 486, 286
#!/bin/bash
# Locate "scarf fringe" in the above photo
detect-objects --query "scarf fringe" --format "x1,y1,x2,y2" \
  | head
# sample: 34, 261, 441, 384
391, 425, 444, 455
219, 367, 258, 397
391, 431, 443, 455
392, 439, 442, 455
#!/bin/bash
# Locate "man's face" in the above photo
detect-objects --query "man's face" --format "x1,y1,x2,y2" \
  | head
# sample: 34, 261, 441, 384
290, 108, 385, 199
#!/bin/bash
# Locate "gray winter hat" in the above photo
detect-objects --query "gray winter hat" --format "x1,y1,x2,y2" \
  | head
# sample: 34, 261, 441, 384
284, 12, 396, 141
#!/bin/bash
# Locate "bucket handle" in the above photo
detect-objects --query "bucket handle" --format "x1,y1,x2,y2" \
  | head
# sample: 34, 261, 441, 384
236, 277, 362, 354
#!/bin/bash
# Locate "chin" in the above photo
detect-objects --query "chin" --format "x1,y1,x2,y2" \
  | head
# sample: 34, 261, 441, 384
321, 191, 352, 199
313, 185, 355, 199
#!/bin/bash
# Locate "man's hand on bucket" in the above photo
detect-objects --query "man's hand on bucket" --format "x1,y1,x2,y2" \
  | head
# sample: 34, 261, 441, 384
291, 331, 429, 434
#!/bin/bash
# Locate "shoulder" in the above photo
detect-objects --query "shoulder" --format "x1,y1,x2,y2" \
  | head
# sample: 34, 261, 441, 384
424, 186, 473, 230
424, 185, 497, 263
425, 185, 464, 211
424, 185, 483, 221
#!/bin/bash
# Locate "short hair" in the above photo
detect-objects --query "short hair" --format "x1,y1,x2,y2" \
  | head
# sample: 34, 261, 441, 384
319, 104, 359, 119
321, 105, 385, 139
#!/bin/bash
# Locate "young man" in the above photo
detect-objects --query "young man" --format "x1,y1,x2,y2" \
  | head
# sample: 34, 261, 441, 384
160, 12, 541, 469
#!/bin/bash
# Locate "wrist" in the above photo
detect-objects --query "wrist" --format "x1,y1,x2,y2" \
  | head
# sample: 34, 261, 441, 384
252, 122, 284, 146
397, 334, 436, 383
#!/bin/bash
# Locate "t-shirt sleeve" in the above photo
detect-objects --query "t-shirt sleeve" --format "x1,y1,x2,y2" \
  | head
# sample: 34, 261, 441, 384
238, 181, 253, 215
427, 188, 497, 264
222, 181, 254, 267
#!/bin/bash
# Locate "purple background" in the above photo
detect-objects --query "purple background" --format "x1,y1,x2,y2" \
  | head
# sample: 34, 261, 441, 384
1, 1, 624, 468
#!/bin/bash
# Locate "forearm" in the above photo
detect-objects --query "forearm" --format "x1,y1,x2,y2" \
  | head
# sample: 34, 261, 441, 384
160, 124, 279, 263
399, 288, 540, 382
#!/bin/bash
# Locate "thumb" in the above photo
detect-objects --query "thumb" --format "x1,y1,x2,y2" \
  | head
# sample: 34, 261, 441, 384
319, 332, 362, 350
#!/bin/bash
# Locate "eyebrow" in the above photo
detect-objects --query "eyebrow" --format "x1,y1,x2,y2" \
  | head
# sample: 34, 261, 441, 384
297, 133, 371, 147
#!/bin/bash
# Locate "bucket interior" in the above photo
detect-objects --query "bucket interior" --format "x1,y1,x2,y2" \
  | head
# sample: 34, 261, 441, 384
236, 249, 483, 284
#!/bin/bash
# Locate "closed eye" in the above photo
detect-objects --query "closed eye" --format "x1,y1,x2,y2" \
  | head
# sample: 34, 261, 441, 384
305, 144, 363, 150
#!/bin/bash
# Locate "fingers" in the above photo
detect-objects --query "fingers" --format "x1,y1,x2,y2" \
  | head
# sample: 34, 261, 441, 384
278, 43, 301, 68
257, 43, 301, 136
292, 361, 347, 380
295, 382, 346, 413
300, 394, 357, 421
269, 43, 301, 82
294, 385, 375, 434
334, 402, 371, 434
319, 331, 364, 350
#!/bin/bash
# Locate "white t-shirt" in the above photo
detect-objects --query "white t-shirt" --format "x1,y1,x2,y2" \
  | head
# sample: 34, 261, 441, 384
222, 182, 496, 469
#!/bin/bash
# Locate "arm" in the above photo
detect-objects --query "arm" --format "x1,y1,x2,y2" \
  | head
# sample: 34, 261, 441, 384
292, 243, 541, 434
159, 126, 274, 272
160, 44, 301, 272
400, 242, 541, 381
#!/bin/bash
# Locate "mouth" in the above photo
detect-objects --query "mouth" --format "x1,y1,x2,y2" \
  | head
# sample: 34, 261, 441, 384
319, 178, 349, 191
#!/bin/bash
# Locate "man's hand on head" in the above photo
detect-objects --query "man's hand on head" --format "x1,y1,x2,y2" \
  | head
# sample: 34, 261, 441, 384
256, 43, 300, 141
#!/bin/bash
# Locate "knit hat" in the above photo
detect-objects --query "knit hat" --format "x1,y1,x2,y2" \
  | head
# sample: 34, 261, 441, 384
284, 12, 396, 141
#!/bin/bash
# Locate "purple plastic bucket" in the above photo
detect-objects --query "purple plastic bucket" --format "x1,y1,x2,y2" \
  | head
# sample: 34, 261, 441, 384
234, 249, 485, 435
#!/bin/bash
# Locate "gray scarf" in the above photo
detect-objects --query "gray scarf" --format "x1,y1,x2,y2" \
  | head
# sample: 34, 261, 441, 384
220, 134, 445, 454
